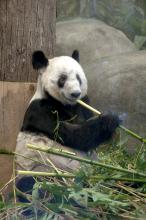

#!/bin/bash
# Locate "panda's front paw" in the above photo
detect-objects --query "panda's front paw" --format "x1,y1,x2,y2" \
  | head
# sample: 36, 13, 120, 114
99, 113, 121, 139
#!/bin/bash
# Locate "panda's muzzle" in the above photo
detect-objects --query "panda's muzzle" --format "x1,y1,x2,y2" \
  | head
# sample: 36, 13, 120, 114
62, 91, 81, 104
71, 91, 81, 98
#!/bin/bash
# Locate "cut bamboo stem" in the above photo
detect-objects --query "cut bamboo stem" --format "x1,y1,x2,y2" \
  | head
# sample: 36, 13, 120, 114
18, 170, 74, 178
77, 100, 146, 144
18, 169, 146, 183
91, 176, 146, 183
77, 100, 101, 115
27, 144, 146, 178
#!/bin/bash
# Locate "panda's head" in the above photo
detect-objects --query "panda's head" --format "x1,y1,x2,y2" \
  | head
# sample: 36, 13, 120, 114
32, 50, 87, 105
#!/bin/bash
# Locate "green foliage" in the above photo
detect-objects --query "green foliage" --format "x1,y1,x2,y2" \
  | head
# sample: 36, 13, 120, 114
0, 195, 4, 212
0, 136, 146, 219
134, 35, 146, 49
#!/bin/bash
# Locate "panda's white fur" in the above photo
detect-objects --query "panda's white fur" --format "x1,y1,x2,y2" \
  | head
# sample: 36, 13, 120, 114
16, 132, 89, 172
30, 56, 87, 105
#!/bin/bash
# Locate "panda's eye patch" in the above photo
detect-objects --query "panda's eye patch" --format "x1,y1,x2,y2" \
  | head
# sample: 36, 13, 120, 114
58, 74, 67, 88
76, 74, 82, 85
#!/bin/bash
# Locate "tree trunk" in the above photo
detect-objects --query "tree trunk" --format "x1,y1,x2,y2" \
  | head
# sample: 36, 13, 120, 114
0, 0, 56, 82
0, 0, 56, 186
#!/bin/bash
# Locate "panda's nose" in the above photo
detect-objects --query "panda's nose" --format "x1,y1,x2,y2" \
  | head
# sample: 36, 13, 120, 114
71, 91, 81, 98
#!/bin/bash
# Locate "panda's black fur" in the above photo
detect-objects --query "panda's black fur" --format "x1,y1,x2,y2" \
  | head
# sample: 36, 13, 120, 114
22, 93, 120, 152
32, 50, 48, 69
21, 50, 120, 152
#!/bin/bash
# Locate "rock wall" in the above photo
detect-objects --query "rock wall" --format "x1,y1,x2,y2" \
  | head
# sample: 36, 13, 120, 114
57, 0, 146, 41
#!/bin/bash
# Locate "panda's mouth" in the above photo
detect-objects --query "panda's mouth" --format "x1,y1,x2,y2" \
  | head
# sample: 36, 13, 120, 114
62, 93, 78, 104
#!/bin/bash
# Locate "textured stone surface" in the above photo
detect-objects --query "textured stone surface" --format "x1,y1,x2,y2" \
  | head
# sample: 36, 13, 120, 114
57, 0, 146, 40
94, 0, 144, 40
86, 51, 146, 141
56, 19, 136, 66
57, 0, 79, 20
79, 0, 94, 17
136, 0, 146, 16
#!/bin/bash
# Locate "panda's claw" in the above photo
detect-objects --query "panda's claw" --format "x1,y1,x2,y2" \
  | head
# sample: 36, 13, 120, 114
98, 113, 121, 140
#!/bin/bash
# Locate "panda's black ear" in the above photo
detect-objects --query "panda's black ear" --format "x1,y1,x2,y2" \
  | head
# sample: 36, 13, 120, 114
32, 51, 48, 70
72, 50, 80, 63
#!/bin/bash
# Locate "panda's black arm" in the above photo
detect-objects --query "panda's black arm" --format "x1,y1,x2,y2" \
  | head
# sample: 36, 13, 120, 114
59, 115, 120, 151
21, 100, 120, 152
21, 100, 57, 138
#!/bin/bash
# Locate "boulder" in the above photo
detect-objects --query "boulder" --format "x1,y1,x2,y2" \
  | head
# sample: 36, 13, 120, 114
86, 50, 146, 142
56, 19, 136, 67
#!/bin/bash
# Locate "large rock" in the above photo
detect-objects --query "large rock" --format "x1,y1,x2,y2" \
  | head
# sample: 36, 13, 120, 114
57, 0, 94, 20
94, 0, 144, 41
56, 19, 136, 67
57, 1, 145, 40
86, 50, 146, 142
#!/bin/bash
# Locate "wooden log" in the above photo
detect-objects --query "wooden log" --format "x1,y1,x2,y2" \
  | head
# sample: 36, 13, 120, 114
0, 81, 36, 185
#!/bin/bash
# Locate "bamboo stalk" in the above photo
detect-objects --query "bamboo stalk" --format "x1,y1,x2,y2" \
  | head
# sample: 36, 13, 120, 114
18, 170, 75, 178
77, 100, 146, 143
27, 144, 146, 178
46, 158, 68, 184
0, 149, 14, 155
91, 176, 146, 183
77, 100, 101, 115
116, 183, 141, 199
12, 159, 16, 204
18, 169, 146, 183
120, 125, 146, 143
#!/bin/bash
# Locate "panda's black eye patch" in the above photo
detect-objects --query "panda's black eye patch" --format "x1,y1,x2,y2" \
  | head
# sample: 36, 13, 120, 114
58, 74, 67, 88
76, 74, 82, 85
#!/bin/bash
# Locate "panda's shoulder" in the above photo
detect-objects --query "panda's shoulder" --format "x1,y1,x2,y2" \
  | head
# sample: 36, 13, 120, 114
28, 99, 50, 109
26, 97, 62, 116
25, 99, 53, 117
29, 96, 59, 108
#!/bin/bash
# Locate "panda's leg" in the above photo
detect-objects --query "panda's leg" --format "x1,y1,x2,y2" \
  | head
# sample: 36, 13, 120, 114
16, 176, 35, 203
16, 176, 47, 217
16, 176, 35, 216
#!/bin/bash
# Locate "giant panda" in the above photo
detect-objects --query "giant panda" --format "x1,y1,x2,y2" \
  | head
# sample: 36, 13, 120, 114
15, 50, 120, 214
15, 50, 120, 173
